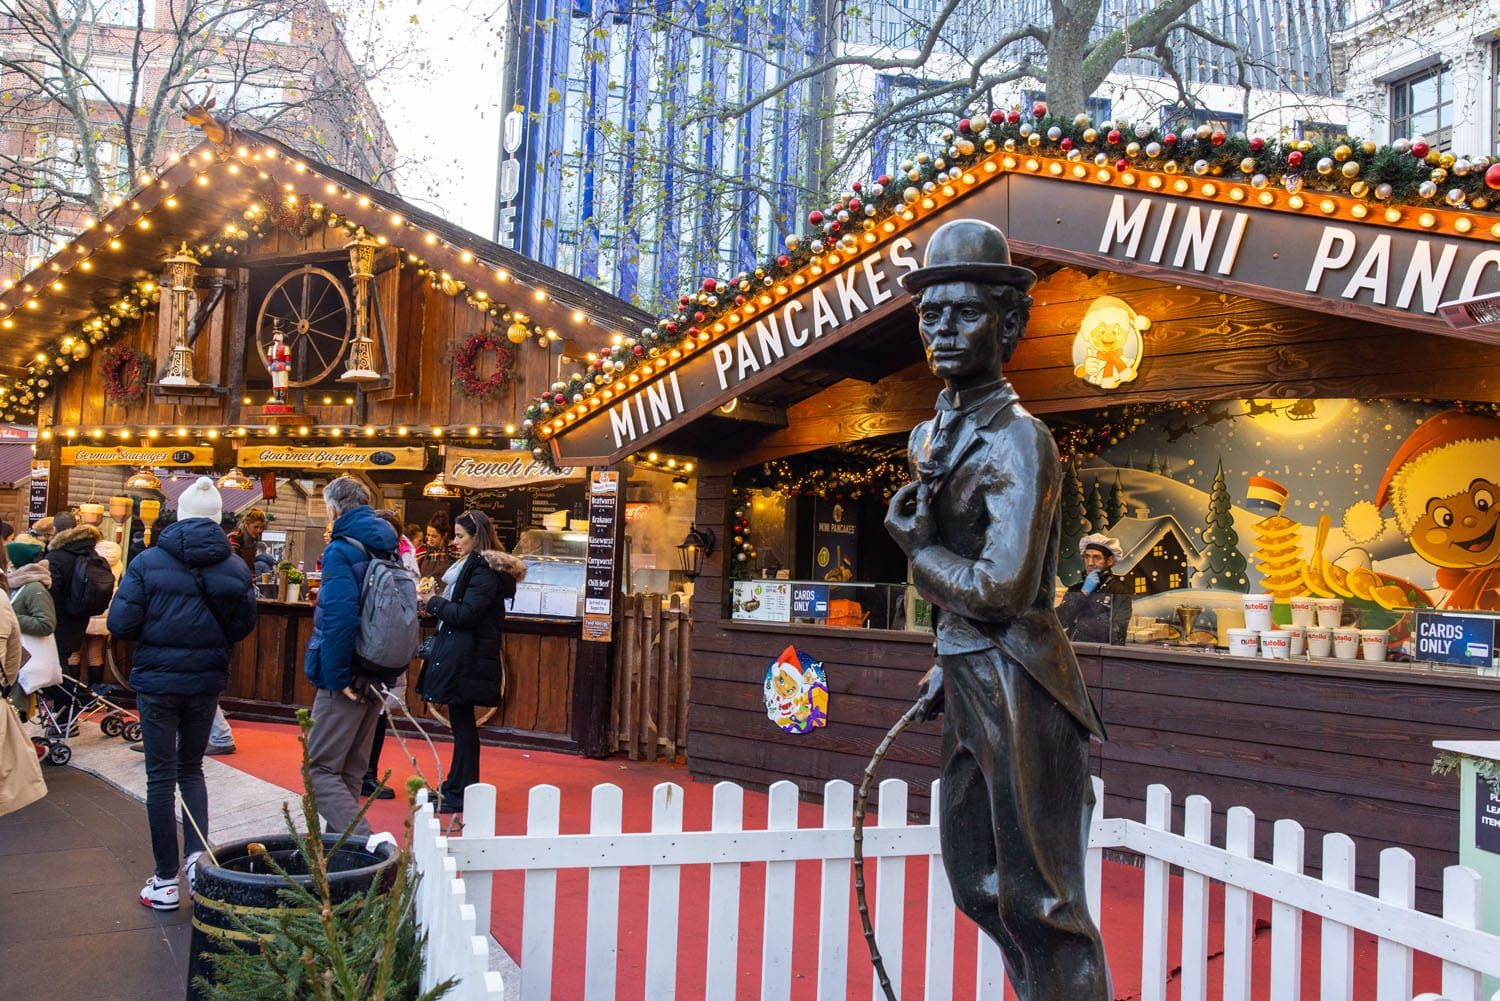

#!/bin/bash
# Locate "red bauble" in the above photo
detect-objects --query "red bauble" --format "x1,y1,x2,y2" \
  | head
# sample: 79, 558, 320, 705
989, 109, 1005, 125
957, 118, 971, 133
1006, 110, 1021, 125
808, 209, 824, 225
1486, 162, 1500, 190
848, 197, 862, 212
1411, 140, 1429, 158
1032, 101, 1047, 118
1287, 150, 1304, 168
734, 294, 746, 305
1059, 138, 1074, 151
632, 344, 645, 356
1163, 132, 1178, 146
1249, 136, 1265, 152
593, 358, 604, 369
1106, 129, 1121, 145
1115, 158, 1129, 171
1210, 130, 1226, 146
693, 310, 705, 322
829, 221, 842, 233
679, 294, 690, 305
877, 174, 891, 186
851, 180, 862, 192
701, 278, 716, 291
776, 255, 790, 268
553, 393, 565, 404
665, 321, 678, 334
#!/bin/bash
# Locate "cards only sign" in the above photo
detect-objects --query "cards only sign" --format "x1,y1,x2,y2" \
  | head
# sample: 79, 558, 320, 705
1414, 611, 1498, 669
444, 447, 583, 490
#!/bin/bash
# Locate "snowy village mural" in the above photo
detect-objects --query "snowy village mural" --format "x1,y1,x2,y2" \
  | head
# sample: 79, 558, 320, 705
1055, 400, 1500, 628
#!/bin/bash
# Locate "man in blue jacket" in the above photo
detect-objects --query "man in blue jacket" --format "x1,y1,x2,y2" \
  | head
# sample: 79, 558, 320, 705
304, 476, 397, 839
108, 477, 257, 911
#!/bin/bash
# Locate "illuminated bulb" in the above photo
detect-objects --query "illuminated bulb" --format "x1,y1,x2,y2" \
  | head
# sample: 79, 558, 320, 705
1288, 195, 1305, 210
533, 289, 548, 302
1319, 199, 1336, 214
1418, 212, 1436, 228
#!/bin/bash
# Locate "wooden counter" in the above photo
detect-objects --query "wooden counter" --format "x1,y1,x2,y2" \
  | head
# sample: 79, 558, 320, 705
114, 599, 612, 756
686, 620, 1500, 907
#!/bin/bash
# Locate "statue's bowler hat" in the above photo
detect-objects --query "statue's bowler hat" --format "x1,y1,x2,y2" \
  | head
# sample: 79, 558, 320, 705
899, 218, 1036, 294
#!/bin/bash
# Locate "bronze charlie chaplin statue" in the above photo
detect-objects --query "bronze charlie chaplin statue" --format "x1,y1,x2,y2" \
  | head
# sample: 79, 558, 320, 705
885, 218, 1111, 999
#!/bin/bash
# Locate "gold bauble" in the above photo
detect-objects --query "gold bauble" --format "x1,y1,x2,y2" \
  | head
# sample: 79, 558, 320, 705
1350, 180, 1369, 198
1333, 144, 1352, 161
1082, 128, 1098, 144
1341, 161, 1361, 179
1430, 168, 1447, 184
1438, 152, 1456, 169
1361, 140, 1377, 156
1163, 160, 1180, 174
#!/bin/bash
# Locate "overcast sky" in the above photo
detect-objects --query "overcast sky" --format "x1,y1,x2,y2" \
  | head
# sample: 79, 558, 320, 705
352, 0, 502, 240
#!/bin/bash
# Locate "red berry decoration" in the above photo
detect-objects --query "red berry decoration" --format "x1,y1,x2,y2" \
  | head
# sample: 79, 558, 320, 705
957, 118, 971, 133
1032, 101, 1047, 118
1249, 136, 1265, 152
1006, 110, 1021, 125
1106, 129, 1121, 145
1287, 150, 1304, 169
1411, 140, 1429, 158
808, 209, 823, 225
1210, 130, 1226, 146
1059, 138, 1074, 151
989, 109, 1005, 125
1486, 162, 1500, 190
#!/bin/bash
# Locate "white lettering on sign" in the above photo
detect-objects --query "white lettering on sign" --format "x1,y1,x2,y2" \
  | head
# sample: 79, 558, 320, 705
496, 109, 525, 248
1098, 195, 1248, 279
606, 237, 919, 450
1305, 231, 1500, 314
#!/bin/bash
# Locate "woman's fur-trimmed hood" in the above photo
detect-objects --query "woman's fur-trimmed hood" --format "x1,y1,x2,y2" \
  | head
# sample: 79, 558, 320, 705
51, 524, 102, 550
7, 561, 50, 590
477, 549, 526, 580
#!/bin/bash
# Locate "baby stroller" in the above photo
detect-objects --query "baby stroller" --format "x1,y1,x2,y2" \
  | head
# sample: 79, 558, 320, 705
34, 676, 141, 766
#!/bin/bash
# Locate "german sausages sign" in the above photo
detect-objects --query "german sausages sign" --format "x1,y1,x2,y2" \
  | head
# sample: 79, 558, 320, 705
550, 165, 1500, 465
62, 446, 212, 466
237, 446, 427, 470
444, 447, 583, 490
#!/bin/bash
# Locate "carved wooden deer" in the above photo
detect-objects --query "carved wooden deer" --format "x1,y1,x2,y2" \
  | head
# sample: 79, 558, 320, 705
180, 91, 233, 152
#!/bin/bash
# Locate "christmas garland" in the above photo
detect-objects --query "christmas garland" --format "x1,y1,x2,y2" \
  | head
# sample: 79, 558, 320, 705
450, 331, 516, 399
101, 344, 150, 403
522, 102, 1500, 459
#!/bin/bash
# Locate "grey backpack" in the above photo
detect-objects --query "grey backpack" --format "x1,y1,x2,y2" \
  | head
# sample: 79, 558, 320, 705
339, 537, 420, 676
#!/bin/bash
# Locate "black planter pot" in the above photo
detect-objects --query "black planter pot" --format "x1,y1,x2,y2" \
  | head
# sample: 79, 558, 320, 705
185, 833, 398, 1001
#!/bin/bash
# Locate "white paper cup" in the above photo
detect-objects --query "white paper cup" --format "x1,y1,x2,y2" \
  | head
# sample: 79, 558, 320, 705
1315, 598, 1344, 628
1332, 627, 1361, 659
1260, 631, 1291, 660
1307, 626, 1333, 657
1289, 596, 1316, 628
1360, 629, 1389, 662
1242, 593, 1274, 632
1281, 624, 1306, 657
1228, 628, 1260, 658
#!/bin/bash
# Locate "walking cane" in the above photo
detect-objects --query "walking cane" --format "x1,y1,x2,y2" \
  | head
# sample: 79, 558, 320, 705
854, 675, 939, 1001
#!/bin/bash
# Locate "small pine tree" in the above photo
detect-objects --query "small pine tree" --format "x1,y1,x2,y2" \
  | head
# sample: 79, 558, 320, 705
1107, 472, 1129, 525
193, 711, 455, 1001
1200, 459, 1249, 591
1058, 459, 1089, 585
1146, 449, 1162, 475
1086, 478, 1107, 534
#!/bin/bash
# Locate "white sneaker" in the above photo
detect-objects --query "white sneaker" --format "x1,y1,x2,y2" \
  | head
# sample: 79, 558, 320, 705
184, 852, 204, 898
140, 875, 180, 911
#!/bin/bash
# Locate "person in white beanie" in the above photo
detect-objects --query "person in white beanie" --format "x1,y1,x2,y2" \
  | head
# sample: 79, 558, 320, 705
107, 475, 257, 911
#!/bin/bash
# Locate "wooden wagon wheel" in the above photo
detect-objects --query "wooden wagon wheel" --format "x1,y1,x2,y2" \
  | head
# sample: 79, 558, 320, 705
255, 265, 352, 386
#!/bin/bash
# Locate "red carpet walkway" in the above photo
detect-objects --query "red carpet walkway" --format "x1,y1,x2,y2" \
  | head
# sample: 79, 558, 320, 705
220, 720, 1440, 1000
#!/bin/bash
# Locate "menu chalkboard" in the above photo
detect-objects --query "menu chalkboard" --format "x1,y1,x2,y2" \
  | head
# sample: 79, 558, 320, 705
459, 481, 587, 550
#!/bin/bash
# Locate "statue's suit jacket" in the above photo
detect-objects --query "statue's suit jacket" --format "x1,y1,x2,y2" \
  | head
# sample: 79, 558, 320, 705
907, 381, 1106, 741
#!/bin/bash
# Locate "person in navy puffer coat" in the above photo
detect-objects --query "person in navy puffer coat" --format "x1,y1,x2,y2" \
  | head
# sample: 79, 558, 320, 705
107, 476, 256, 912
303, 476, 398, 842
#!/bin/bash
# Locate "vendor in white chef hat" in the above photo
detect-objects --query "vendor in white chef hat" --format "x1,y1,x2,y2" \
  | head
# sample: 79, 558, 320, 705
1057, 533, 1131, 644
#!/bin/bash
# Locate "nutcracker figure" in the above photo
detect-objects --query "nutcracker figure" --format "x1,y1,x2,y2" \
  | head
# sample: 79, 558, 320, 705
266, 323, 291, 405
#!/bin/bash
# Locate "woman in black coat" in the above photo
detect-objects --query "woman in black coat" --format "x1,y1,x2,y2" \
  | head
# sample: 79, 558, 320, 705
416, 509, 524, 813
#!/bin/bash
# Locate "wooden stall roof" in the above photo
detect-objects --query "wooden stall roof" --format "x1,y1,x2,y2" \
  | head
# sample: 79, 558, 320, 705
544, 144, 1500, 467
0, 128, 652, 377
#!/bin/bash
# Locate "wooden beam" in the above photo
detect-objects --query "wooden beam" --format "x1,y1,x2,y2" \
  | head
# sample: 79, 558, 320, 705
715, 399, 786, 427
225, 268, 250, 425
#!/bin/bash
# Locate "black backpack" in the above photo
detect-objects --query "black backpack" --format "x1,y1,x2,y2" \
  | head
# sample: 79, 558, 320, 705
67, 550, 115, 618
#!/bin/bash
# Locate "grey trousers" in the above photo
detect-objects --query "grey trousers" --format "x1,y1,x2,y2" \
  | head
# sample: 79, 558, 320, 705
307, 687, 381, 838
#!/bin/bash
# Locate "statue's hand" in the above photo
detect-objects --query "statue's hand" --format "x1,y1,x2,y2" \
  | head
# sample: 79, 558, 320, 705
885, 482, 936, 554
915, 664, 944, 721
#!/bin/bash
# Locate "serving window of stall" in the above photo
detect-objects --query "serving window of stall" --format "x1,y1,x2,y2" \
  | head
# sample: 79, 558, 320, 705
728, 440, 933, 633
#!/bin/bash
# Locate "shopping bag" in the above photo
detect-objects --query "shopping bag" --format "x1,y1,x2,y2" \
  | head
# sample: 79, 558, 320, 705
0, 697, 46, 817
16, 633, 63, 694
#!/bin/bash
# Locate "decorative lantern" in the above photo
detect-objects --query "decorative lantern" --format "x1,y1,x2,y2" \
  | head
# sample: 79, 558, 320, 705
159, 243, 200, 386
340, 231, 381, 382
125, 466, 162, 491
216, 467, 254, 490
422, 472, 458, 498
676, 524, 716, 580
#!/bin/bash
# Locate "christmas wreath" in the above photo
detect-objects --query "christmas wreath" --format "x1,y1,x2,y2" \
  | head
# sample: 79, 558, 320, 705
451, 331, 516, 399
101, 344, 149, 403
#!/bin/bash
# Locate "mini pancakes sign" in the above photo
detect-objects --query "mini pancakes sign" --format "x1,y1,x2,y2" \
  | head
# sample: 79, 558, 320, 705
444, 447, 583, 489
236, 446, 427, 470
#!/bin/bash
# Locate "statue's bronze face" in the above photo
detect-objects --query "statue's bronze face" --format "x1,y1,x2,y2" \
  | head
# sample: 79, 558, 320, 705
916, 281, 1022, 386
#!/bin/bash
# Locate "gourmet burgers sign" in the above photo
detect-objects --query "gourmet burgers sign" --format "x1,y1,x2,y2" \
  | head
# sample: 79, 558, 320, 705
236, 446, 427, 471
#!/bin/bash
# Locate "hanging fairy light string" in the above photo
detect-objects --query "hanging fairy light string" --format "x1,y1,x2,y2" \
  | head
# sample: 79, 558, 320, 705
521, 101, 1500, 457
739, 443, 909, 501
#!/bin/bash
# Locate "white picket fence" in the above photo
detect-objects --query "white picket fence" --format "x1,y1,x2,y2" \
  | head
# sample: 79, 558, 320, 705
411, 777, 1500, 1001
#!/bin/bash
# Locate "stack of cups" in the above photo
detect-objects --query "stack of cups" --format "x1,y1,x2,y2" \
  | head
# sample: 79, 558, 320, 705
1360, 628, 1389, 662
1315, 598, 1344, 629
1332, 627, 1361, 659
1242, 594, 1274, 632
1306, 625, 1333, 657
1289, 596, 1316, 628
1227, 628, 1259, 657
1281, 624, 1306, 657
1260, 630, 1291, 660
